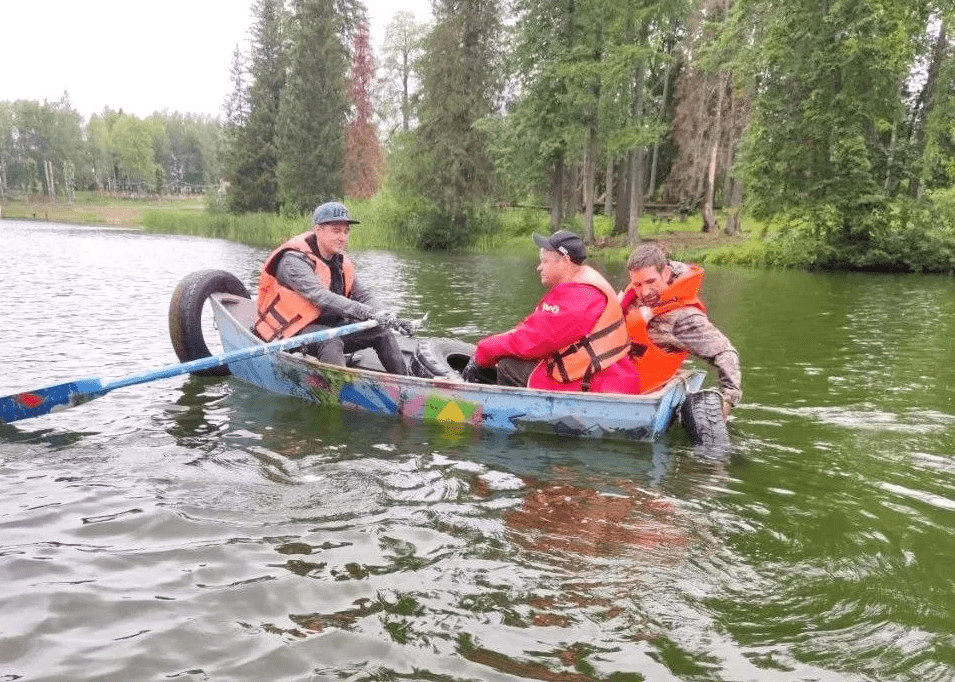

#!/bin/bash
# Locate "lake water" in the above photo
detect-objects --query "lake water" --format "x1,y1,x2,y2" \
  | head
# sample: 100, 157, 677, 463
1, 219, 954, 681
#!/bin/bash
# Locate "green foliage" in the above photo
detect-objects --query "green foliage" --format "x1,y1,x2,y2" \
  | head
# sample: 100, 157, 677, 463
347, 187, 427, 250
395, 0, 503, 249
701, 196, 955, 273
734, 0, 929, 221
378, 11, 429, 136
226, 0, 287, 214
276, 0, 350, 214
142, 208, 302, 248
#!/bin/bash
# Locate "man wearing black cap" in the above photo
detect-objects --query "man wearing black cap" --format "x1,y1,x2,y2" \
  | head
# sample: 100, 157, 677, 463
462, 230, 641, 393
253, 201, 413, 374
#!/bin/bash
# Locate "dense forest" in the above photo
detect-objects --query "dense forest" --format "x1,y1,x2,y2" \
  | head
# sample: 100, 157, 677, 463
3, 0, 955, 271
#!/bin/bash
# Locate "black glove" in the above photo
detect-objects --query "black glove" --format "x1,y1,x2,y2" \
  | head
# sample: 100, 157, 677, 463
395, 318, 417, 336
461, 357, 482, 383
373, 310, 417, 336
373, 309, 399, 329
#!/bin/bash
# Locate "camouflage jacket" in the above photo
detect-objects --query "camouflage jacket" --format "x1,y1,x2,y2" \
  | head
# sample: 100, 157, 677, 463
647, 261, 742, 406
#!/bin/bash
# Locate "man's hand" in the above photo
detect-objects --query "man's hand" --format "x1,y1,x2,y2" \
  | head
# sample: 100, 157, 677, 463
394, 318, 417, 336
722, 399, 733, 420
373, 310, 416, 336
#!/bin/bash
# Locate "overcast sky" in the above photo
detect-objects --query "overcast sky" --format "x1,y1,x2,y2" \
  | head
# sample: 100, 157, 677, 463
2, 0, 432, 120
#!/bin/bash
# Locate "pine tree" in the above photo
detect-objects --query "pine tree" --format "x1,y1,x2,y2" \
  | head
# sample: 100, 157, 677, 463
276, 0, 351, 214
222, 46, 249, 133
343, 21, 383, 199
405, 0, 503, 248
227, 0, 287, 214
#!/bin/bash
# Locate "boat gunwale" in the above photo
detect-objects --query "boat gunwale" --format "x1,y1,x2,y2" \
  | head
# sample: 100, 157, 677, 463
210, 293, 705, 406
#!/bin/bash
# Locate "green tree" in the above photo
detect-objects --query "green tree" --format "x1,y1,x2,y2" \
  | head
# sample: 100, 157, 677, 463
379, 10, 429, 136
501, 0, 579, 229
0, 102, 12, 199
6, 96, 85, 199
735, 0, 931, 234
153, 112, 222, 192
86, 109, 120, 191
275, 0, 353, 214
402, 0, 504, 248
111, 114, 156, 190
227, 0, 287, 214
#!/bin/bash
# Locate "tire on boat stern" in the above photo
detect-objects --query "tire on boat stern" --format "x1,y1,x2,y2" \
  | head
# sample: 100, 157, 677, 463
679, 390, 730, 446
169, 269, 250, 376
410, 338, 476, 379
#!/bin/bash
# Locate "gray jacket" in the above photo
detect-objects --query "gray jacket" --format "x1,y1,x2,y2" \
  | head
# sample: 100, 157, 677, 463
274, 250, 383, 324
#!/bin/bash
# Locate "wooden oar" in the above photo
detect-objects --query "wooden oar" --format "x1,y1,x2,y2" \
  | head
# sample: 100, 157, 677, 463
0, 319, 379, 424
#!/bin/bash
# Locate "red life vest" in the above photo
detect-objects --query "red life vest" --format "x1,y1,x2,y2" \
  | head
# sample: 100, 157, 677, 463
253, 231, 355, 341
620, 264, 706, 393
543, 265, 631, 390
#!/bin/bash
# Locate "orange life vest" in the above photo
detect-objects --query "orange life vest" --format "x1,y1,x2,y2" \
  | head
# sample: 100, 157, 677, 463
253, 231, 355, 341
543, 266, 631, 390
620, 264, 706, 393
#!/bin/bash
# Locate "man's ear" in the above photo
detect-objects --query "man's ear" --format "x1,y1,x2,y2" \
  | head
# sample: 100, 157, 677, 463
660, 265, 672, 281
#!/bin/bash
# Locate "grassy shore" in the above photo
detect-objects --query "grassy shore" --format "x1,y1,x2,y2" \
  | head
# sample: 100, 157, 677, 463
1, 194, 206, 228
1, 194, 761, 262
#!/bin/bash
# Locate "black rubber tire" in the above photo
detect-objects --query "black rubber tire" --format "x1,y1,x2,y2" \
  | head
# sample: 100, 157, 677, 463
680, 390, 730, 446
168, 269, 250, 377
410, 338, 477, 379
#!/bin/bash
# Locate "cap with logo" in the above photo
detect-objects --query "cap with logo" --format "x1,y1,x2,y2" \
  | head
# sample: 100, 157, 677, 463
532, 230, 586, 264
313, 201, 360, 225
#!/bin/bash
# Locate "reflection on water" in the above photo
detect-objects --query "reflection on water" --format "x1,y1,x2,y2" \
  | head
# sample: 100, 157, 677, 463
2, 220, 955, 681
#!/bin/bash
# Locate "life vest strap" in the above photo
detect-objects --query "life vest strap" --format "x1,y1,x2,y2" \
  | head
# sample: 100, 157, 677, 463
546, 317, 629, 385
254, 293, 303, 342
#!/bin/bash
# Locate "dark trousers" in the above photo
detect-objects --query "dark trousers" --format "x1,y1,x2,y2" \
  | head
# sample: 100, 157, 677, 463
495, 357, 538, 387
300, 323, 408, 375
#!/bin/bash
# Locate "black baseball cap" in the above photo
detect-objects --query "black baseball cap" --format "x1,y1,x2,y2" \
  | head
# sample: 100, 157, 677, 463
532, 230, 586, 264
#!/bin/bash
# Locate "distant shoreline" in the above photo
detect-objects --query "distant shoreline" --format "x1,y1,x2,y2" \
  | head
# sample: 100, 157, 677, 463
1, 195, 748, 263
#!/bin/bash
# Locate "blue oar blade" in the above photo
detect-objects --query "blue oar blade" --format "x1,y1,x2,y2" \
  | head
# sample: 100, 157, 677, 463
0, 378, 104, 424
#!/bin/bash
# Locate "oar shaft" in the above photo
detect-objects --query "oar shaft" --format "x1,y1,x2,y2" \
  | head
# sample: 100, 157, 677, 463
104, 319, 379, 391
1, 319, 379, 424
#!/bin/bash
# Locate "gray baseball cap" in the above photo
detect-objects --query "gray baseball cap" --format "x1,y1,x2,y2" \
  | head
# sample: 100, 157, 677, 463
313, 201, 360, 225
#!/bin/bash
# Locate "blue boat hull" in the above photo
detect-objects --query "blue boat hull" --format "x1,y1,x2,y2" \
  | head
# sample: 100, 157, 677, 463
211, 294, 705, 442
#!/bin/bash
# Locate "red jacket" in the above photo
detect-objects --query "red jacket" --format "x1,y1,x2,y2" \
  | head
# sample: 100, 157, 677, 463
475, 281, 642, 393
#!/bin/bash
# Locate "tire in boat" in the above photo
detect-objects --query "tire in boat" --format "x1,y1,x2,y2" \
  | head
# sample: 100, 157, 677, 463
410, 338, 476, 380
168, 269, 250, 376
679, 390, 731, 446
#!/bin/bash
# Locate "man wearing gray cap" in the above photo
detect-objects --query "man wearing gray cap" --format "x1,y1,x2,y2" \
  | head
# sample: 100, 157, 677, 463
462, 230, 641, 393
253, 201, 412, 374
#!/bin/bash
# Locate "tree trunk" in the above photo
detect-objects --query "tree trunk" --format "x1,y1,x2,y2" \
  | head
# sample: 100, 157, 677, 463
911, 20, 949, 197
627, 148, 645, 245
402, 51, 410, 131
647, 51, 673, 200
44, 160, 56, 203
64, 161, 75, 204
702, 73, 726, 233
583, 127, 596, 243
614, 160, 629, 235
627, 56, 646, 244
883, 84, 903, 195
721, 90, 737, 205
724, 177, 744, 236
604, 159, 613, 215
550, 156, 564, 231
567, 162, 581, 222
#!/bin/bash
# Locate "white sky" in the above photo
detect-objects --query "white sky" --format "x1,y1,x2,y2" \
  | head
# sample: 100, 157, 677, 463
1, 0, 432, 120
